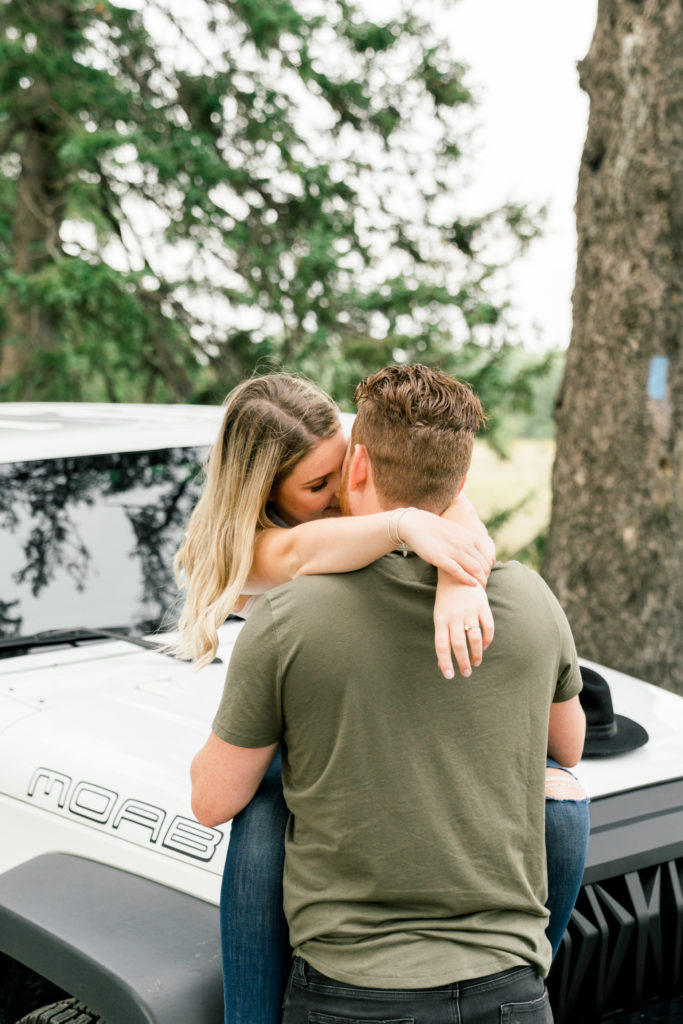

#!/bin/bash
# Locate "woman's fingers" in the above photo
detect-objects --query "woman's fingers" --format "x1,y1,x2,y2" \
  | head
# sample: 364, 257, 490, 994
463, 623, 483, 668
434, 581, 494, 680
404, 511, 492, 584
463, 594, 494, 669
434, 611, 476, 678
475, 531, 497, 568
446, 561, 482, 588
450, 534, 492, 578
434, 619, 458, 679
478, 602, 495, 649
450, 629, 473, 678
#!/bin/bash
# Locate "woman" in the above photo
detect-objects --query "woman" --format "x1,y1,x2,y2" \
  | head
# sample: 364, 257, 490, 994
174, 372, 588, 1024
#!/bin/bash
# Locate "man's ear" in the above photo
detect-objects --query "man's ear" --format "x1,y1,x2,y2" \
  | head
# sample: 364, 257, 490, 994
347, 443, 370, 492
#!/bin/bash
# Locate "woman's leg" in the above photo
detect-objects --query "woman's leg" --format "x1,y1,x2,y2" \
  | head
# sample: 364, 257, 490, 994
221, 749, 291, 1024
544, 759, 590, 958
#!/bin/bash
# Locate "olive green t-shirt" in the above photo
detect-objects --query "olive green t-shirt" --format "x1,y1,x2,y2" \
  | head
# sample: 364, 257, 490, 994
213, 557, 581, 987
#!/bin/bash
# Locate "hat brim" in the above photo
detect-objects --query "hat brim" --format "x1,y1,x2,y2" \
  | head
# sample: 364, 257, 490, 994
581, 714, 649, 757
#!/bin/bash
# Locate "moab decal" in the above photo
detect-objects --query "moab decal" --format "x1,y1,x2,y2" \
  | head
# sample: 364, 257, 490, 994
27, 766, 223, 862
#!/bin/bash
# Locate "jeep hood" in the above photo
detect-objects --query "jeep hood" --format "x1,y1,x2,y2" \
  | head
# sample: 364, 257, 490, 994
0, 645, 225, 793
0, 625, 244, 901
2, 642, 681, 810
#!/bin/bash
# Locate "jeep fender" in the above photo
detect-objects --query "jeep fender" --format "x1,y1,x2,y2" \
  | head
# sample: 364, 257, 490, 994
0, 853, 222, 1024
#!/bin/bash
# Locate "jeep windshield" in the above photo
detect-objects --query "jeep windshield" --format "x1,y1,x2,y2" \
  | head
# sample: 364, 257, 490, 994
0, 447, 206, 651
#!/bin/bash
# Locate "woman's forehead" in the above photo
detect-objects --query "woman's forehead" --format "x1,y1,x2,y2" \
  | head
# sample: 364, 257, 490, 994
292, 430, 348, 483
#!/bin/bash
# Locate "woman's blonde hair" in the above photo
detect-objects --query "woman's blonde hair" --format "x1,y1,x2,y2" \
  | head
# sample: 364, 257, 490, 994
173, 373, 339, 669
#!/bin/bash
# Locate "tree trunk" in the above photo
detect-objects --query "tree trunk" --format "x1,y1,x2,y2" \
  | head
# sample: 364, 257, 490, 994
543, 0, 683, 693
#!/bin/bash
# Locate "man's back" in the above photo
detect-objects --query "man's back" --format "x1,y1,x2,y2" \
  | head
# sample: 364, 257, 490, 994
214, 554, 581, 987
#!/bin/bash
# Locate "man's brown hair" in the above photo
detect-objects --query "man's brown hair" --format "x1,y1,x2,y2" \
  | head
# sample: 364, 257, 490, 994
352, 364, 486, 513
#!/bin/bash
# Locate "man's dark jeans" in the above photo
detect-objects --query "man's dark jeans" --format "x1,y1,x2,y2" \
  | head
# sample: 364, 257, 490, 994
282, 956, 553, 1024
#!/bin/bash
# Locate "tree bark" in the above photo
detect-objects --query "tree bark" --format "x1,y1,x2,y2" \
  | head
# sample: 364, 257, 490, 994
543, 0, 683, 693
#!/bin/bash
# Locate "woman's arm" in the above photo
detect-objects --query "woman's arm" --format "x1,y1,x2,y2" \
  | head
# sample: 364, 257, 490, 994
548, 695, 586, 767
245, 507, 493, 595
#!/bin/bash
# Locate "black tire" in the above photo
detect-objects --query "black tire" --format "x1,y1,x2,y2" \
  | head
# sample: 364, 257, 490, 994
0, 955, 68, 1024
14, 999, 106, 1024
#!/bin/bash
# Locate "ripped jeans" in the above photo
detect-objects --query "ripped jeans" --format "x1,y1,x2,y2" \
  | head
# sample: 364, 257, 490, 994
544, 758, 590, 957
220, 753, 589, 1024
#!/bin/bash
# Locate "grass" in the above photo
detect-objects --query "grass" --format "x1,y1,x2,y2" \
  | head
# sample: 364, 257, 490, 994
465, 438, 555, 565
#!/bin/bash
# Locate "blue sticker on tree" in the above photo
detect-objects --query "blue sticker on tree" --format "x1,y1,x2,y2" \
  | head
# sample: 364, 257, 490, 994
647, 356, 669, 400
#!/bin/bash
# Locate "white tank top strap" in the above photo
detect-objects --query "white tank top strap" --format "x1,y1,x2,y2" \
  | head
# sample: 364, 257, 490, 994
234, 594, 263, 620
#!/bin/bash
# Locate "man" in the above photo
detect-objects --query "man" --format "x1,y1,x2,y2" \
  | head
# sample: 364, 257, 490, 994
192, 364, 585, 1024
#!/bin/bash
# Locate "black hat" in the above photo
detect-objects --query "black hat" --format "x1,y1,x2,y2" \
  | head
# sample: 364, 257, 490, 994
579, 666, 649, 757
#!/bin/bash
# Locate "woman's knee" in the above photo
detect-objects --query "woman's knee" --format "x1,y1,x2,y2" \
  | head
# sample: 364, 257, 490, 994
545, 765, 587, 801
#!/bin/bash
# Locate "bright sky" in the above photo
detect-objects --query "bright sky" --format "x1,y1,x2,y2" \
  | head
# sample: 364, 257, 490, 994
445, 1, 598, 350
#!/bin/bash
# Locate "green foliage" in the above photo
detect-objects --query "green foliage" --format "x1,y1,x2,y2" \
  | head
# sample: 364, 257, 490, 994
485, 492, 536, 538
0, 0, 544, 427
511, 530, 546, 571
501, 348, 565, 441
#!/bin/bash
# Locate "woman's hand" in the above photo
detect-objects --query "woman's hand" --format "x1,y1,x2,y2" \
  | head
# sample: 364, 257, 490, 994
433, 573, 494, 679
398, 508, 495, 587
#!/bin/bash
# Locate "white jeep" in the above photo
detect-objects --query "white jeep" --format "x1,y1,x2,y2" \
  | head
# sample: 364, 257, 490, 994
0, 403, 681, 1024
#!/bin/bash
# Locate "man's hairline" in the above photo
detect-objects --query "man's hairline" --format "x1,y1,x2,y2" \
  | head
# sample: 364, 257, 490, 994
345, 433, 467, 517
